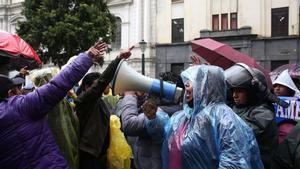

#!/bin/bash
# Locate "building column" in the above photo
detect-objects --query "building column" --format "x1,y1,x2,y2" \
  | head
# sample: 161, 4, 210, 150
143, 0, 151, 42
136, 0, 143, 42
289, 0, 300, 35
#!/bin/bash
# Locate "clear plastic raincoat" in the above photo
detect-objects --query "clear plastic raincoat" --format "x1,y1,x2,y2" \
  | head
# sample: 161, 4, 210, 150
146, 65, 264, 169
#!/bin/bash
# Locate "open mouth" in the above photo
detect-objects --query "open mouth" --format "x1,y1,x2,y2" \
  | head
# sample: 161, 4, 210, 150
186, 92, 192, 101
186, 91, 192, 97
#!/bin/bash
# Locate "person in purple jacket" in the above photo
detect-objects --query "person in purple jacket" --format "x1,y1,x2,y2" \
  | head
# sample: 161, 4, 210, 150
0, 42, 107, 169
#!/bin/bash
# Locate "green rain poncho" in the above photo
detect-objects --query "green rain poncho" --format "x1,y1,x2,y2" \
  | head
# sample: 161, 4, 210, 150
31, 67, 79, 169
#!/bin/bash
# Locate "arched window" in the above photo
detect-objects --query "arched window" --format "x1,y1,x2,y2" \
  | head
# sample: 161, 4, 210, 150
9, 15, 25, 34
111, 17, 122, 50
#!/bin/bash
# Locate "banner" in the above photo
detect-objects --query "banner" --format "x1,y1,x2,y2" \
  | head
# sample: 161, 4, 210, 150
274, 96, 300, 123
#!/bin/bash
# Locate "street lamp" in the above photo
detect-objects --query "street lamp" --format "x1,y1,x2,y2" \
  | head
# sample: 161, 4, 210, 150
139, 39, 147, 75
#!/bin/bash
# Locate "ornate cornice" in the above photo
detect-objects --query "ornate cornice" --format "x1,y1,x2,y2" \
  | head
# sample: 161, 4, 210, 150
107, 0, 132, 7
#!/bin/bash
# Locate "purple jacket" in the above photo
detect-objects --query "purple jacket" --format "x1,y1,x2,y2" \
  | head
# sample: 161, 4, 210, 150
0, 53, 92, 169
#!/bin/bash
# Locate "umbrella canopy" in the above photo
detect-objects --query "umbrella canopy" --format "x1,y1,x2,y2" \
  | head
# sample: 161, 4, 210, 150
0, 31, 42, 69
289, 62, 300, 77
0, 50, 41, 70
270, 63, 300, 81
191, 38, 272, 88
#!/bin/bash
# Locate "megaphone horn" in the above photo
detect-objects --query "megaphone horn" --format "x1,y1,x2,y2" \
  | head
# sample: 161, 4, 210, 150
111, 60, 183, 103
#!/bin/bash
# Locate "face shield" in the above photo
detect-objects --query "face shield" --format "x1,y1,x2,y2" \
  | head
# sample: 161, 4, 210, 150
225, 63, 289, 108
224, 64, 253, 89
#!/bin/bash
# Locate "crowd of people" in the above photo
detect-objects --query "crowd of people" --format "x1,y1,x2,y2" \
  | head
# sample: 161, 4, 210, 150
0, 41, 300, 169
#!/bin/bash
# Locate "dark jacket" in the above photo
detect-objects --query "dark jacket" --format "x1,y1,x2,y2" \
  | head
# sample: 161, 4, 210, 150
271, 123, 300, 169
75, 57, 121, 158
232, 102, 278, 169
0, 53, 92, 169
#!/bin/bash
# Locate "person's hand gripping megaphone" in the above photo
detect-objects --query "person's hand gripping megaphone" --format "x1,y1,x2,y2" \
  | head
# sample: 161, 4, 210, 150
142, 98, 158, 120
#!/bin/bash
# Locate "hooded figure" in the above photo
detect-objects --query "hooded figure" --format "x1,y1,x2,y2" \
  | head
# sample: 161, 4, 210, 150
273, 69, 300, 97
272, 69, 299, 144
31, 67, 79, 169
145, 65, 263, 169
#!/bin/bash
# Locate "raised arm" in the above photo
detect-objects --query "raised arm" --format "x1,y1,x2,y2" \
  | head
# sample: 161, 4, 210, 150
75, 46, 132, 106
16, 43, 107, 120
75, 56, 122, 106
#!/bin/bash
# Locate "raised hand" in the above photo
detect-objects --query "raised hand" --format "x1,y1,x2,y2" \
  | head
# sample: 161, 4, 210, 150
118, 45, 134, 60
86, 42, 107, 63
19, 66, 29, 77
190, 55, 201, 65
94, 42, 108, 54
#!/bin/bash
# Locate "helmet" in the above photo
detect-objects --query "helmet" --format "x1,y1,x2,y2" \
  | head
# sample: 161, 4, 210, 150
225, 63, 289, 108
225, 63, 267, 91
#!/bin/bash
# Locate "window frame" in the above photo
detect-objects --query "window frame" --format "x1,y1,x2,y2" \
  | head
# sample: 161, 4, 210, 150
171, 18, 184, 43
212, 14, 219, 31
221, 13, 228, 30
271, 7, 289, 37
230, 13, 237, 29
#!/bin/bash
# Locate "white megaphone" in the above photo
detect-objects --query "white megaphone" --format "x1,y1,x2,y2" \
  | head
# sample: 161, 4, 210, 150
111, 60, 183, 103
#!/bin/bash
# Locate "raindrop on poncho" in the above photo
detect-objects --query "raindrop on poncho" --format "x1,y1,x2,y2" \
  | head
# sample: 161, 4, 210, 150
146, 65, 264, 169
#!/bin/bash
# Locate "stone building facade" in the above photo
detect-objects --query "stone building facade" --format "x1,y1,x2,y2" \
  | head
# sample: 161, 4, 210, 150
155, 0, 300, 76
1, 0, 300, 78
